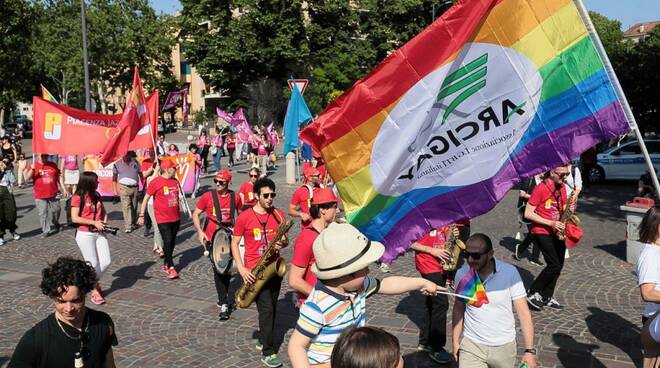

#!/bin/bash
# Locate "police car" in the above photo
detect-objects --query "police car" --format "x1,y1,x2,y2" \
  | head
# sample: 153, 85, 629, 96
591, 140, 660, 182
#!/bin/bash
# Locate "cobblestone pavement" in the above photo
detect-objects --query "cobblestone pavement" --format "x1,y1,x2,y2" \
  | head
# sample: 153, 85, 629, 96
0, 138, 646, 367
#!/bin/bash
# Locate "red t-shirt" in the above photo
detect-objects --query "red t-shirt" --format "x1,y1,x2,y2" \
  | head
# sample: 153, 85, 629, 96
239, 181, 256, 208
233, 208, 286, 270
32, 162, 60, 199
147, 176, 181, 223
414, 226, 450, 274
226, 136, 236, 149
291, 227, 320, 305
528, 179, 567, 235
196, 190, 241, 240
70, 194, 106, 232
290, 185, 314, 227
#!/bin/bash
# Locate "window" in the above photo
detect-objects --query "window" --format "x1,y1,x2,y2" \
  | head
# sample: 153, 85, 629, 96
616, 143, 641, 156
645, 142, 660, 155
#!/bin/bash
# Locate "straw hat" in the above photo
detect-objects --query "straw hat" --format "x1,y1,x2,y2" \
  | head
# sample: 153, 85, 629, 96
312, 223, 384, 280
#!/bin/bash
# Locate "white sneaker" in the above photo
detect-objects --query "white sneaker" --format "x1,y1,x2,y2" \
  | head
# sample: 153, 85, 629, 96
12, 232, 20, 240
0, 238, 4, 246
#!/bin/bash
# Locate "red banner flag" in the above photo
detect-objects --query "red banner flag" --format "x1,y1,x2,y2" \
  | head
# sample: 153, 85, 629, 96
32, 92, 158, 156
100, 66, 150, 165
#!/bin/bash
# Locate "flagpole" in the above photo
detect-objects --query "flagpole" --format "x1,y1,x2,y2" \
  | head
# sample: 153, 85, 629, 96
573, 0, 660, 196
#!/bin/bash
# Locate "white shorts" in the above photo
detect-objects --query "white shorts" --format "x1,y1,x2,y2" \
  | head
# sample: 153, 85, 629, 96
64, 169, 80, 185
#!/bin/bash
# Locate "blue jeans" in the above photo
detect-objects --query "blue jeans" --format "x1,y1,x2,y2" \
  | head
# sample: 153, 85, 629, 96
213, 149, 222, 172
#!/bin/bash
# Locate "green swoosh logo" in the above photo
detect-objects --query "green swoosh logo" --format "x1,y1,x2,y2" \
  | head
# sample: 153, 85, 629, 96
437, 53, 488, 124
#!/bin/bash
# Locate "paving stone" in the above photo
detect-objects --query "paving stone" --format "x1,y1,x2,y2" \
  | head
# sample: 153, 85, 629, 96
0, 141, 646, 367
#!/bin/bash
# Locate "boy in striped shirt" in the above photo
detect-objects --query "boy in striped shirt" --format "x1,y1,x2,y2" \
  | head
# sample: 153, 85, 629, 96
288, 223, 445, 367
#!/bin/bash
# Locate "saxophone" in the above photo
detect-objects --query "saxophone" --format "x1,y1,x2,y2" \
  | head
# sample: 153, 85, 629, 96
235, 219, 294, 309
440, 225, 466, 272
556, 187, 580, 241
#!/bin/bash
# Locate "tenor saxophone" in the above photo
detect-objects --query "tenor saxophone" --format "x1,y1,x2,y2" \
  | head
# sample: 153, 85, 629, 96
235, 220, 294, 309
556, 187, 580, 241
440, 225, 466, 272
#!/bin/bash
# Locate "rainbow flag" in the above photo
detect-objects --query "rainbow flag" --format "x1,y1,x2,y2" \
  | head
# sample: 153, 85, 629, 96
40, 84, 57, 103
455, 268, 489, 307
300, 0, 631, 262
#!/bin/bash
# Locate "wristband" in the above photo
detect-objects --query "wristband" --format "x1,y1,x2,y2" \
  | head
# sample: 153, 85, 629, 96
138, 214, 144, 217
524, 348, 537, 355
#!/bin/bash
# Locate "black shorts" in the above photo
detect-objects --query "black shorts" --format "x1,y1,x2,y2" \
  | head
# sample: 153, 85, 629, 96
250, 147, 258, 155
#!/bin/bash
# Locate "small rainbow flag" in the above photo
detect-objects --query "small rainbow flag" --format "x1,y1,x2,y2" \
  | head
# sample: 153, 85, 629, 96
455, 268, 489, 307
40, 84, 58, 103
301, 0, 631, 262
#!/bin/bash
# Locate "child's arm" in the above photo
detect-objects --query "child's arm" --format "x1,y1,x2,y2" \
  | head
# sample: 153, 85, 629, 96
287, 330, 313, 368
378, 276, 446, 295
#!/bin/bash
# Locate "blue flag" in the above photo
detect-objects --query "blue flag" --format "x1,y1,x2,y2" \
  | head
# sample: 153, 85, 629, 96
283, 82, 313, 155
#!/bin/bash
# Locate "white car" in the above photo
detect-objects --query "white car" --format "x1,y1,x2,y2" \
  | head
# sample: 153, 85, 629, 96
591, 140, 660, 181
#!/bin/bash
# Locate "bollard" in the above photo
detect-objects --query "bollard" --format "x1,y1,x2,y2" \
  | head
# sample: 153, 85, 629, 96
286, 152, 296, 184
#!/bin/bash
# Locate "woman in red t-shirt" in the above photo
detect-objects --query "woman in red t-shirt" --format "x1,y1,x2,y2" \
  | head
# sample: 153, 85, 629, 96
524, 164, 570, 311
70, 172, 111, 305
138, 160, 182, 279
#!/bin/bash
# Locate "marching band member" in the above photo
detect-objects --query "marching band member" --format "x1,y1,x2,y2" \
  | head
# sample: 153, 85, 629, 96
192, 169, 241, 321
231, 178, 289, 367
409, 225, 459, 364
239, 167, 260, 210
525, 164, 570, 311
288, 166, 322, 228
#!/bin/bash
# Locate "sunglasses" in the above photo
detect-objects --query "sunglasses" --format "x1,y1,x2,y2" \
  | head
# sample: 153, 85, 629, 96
249, 174, 259, 178
463, 250, 489, 260
214, 180, 227, 185
261, 193, 276, 199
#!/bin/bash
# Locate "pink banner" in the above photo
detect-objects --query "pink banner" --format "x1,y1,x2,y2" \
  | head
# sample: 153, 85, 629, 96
83, 154, 198, 196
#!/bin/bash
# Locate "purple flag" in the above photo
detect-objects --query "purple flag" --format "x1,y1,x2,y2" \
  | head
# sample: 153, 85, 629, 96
267, 122, 274, 134
216, 107, 234, 123
232, 108, 248, 127
162, 88, 188, 112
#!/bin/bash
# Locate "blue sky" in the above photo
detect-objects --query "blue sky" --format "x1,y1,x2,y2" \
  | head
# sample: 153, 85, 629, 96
150, 0, 659, 31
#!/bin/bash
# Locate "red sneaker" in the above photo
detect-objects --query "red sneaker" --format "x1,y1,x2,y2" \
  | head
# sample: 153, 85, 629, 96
162, 264, 169, 276
167, 266, 179, 279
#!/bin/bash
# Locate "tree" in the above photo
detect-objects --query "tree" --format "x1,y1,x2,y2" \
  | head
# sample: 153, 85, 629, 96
0, 0, 37, 123
32, 0, 177, 110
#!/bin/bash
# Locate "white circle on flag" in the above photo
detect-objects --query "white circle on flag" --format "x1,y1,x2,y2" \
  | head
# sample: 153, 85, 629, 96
370, 43, 542, 196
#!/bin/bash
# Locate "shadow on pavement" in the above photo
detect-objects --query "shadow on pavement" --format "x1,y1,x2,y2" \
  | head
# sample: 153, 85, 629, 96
395, 291, 425, 330
273, 291, 302, 351
594, 240, 627, 262
585, 306, 642, 366
552, 333, 606, 368
104, 261, 154, 296
175, 246, 202, 271
499, 236, 518, 253
578, 182, 635, 221
404, 351, 456, 368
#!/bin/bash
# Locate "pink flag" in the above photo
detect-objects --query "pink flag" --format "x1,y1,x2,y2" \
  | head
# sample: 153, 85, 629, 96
235, 120, 252, 141
232, 108, 248, 126
216, 107, 234, 123
267, 121, 274, 133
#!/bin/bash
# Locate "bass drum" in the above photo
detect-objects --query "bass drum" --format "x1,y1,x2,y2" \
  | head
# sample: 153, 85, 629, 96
209, 227, 234, 274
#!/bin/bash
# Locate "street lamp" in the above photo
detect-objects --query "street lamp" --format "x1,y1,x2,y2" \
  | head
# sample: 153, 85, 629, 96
80, 0, 91, 111
432, 0, 454, 21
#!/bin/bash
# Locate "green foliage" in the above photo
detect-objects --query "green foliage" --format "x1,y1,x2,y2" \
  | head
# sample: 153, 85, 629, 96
590, 12, 659, 134
0, 0, 37, 114
193, 110, 207, 125
30, 0, 177, 109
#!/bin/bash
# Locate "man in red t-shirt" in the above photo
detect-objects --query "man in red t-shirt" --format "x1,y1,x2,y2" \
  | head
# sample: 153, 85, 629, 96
192, 169, 241, 321
24, 154, 65, 237
231, 177, 288, 366
289, 188, 338, 309
138, 160, 181, 279
288, 166, 321, 228
410, 225, 460, 364
239, 167, 260, 210
524, 164, 570, 311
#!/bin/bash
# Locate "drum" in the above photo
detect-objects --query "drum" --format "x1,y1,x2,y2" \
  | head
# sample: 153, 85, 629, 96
209, 227, 233, 274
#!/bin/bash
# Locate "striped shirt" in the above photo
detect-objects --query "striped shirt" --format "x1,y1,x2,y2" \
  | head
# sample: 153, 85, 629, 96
295, 276, 380, 366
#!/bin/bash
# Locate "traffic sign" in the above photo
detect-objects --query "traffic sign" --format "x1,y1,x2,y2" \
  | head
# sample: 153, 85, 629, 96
287, 79, 309, 95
